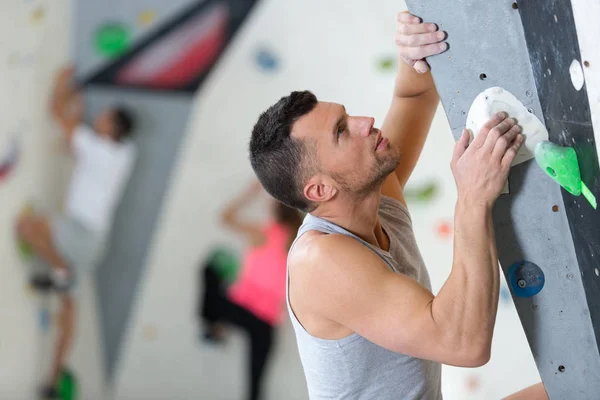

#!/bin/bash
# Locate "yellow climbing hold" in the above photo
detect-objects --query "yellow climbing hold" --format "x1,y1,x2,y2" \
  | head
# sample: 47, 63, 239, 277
31, 6, 45, 23
24, 284, 36, 298
138, 10, 157, 26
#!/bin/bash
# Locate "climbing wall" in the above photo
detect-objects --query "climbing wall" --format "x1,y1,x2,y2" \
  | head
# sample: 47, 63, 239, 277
0, 0, 105, 399
109, 0, 541, 398
72, 0, 261, 382
405, 0, 600, 398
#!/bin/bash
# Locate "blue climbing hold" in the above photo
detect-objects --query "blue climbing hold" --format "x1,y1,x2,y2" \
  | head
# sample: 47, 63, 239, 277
39, 308, 50, 331
255, 48, 279, 72
507, 260, 545, 298
500, 285, 511, 304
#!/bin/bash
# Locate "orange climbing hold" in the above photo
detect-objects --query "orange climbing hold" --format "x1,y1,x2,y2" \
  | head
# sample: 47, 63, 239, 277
436, 220, 453, 239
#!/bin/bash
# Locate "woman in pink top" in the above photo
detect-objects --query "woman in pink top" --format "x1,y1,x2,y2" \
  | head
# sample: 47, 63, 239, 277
200, 180, 302, 400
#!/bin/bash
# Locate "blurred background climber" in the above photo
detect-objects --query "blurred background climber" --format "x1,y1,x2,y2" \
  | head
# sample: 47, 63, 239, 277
199, 180, 303, 400
15, 66, 137, 398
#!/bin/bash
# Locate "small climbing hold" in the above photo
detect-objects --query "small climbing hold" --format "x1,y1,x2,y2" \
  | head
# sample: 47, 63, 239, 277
138, 9, 157, 26
208, 247, 240, 284
95, 22, 131, 58
30, 6, 45, 23
255, 47, 280, 72
436, 220, 453, 239
24, 284, 36, 298
7, 52, 19, 66
500, 284, 511, 304
569, 60, 585, 91
404, 181, 439, 203
465, 375, 481, 393
534, 141, 596, 209
57, 369, 78, 400
377, 56, 396, 72
39, 308, 50, 331
508, 260, 545, 298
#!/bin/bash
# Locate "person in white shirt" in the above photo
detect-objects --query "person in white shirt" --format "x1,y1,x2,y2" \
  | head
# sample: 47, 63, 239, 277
15, 66, 137, 398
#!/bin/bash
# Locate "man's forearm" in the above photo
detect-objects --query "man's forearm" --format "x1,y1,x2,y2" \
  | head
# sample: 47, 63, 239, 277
50, 84, 73, 116
503, 383, 548, 400
393, 59, 438, 99
431, 200, 499, 364
382, 59, 440, 187
221, 181, 261, 222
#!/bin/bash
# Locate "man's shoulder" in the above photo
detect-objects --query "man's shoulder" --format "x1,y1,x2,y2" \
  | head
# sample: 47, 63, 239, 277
289, 231, 376, 275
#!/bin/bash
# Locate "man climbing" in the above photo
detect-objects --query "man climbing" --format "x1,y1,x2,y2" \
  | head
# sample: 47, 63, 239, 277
16, 66, 137, 398
249, 11, 548, 400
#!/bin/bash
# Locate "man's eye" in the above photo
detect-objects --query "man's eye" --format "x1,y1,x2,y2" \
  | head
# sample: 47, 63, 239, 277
337, 126, 345, 137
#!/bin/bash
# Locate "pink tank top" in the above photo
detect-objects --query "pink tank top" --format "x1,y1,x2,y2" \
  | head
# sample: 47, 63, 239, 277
227, 221, 290, 326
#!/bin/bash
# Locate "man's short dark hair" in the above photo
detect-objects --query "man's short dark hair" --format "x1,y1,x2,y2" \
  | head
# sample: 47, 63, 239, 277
113, 106, 135, 141
250, 91, 318, 212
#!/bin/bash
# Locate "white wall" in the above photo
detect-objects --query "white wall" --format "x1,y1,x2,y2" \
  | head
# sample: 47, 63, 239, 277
0, 1, 105, 399
114, 0, 542, 399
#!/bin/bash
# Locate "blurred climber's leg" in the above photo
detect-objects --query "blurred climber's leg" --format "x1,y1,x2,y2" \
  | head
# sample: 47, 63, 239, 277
16, 213, 72, 290
51, 294, 76, 385
201, 264, 227, 342
40, 294, 77, 398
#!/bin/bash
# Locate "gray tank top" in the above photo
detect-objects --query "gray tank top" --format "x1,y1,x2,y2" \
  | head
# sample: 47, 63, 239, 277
287, 196, 442, 400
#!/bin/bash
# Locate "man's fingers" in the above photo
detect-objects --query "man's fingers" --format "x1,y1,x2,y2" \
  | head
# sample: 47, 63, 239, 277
492, 124, 521, 160
395, 31, 446, 47
396, 22, 438, 36
501, 134, 525, 169
412, 60, 429, 74
471, 112, 508, 148
483, 117, 517, 150
480, 112, 508, 134
401, 42, 447, 61
452, 129, 471, 163
397, 11, 422, 24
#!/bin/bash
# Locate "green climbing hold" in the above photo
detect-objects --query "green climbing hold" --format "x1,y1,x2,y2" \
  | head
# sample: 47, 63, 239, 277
209, 248, 240, 284
404, 181, 439, 203
57, 369, 78, 400
18, 238, 34, 259
17, 203, 34, 259
534, 140, 597, 209
378, 56, 396, 71
95, 23, 131, 58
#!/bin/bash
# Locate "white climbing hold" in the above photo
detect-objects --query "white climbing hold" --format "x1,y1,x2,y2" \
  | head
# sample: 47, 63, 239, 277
465, 86, 549, 166
569, 59, 585, 91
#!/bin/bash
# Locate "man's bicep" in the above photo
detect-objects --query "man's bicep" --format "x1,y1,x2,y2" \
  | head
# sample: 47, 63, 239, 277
315, 237, 466, 365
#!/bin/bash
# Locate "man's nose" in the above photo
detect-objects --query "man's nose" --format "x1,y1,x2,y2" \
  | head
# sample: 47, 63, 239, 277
349, 117, 375, 137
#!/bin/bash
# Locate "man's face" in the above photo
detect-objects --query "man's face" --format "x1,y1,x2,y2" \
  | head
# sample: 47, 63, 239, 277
292, 102, 400, 198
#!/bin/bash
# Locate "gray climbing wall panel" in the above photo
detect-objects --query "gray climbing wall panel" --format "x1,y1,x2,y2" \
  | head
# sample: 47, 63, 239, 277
405, 1, 600, 398
85, 88, 193, 380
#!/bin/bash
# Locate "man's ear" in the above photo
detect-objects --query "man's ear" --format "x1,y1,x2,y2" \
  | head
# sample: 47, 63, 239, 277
304, 175, 337, 204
